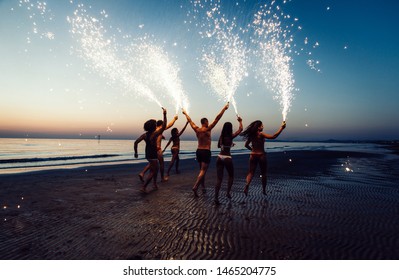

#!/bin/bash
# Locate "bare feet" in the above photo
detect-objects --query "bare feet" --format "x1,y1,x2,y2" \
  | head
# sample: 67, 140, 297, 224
192, 187, 199, 197
138, 173, 144, 183
244, 185, 249, 196
161, 177, 169, 182
139, 187, 147, 194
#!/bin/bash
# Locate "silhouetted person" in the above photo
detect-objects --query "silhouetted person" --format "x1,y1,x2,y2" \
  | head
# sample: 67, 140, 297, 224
138, 115, 178, 182
240, 120, 286, 196
163, 121, 189, 177
134, 108, 168, 193
214, 116, 243, 205
182, 102, 229, 197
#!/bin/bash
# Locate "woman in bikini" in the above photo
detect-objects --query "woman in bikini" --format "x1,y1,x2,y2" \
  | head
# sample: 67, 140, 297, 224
134, 108, 167, 193
240, 120, 286, 196
163, 121, 189, 177
214, 116, 243, 204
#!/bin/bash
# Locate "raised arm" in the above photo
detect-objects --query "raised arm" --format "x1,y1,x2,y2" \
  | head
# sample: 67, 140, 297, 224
263, 121, 286, 139
178, 121, 189, 137
232, 116, 243, 139
134, 133, 146, 158
166, 115, 178, 130
163, 138, 172, 153
208, 102, 229, 130
153, 108, 167, 139
182, 109, 199, 131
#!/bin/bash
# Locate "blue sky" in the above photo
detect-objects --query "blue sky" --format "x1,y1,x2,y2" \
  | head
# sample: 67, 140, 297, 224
1, 0, 398, 141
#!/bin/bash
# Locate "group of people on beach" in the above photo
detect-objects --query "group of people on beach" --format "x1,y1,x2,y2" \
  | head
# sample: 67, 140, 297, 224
134, 103, 286, 204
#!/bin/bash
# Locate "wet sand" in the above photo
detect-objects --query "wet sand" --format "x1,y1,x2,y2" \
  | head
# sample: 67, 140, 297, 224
1, 148, 399, 260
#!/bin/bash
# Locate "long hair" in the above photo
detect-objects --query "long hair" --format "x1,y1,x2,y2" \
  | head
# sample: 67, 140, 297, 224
240, 120, 262, 140
221, 122, 233, 138
144, 119, 157, 133
171, 127, 178, 138
219, 122, 233, 147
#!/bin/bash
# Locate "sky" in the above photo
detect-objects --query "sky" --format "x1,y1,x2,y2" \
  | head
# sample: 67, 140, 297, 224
1, 0, 398, 141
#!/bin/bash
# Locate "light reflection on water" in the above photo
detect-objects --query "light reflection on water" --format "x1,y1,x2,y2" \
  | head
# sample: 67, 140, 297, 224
0, 138, 385, 174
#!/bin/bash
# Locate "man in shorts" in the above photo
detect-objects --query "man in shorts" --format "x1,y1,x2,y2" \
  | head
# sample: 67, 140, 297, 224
182, 103, 229, 196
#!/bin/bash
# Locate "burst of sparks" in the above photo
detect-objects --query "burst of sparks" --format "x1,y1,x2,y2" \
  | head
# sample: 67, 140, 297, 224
68, 5, 190, 112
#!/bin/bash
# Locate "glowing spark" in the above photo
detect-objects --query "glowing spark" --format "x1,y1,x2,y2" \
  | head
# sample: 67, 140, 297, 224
43, 31, 55, 40
195, 1, 248, 114
68, 6, 162, 108
68, 5, 189, 113
253, 4, 296, 121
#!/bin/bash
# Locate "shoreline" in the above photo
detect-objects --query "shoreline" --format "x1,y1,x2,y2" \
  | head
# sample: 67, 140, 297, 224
1, 149, 399, 259
0, 141, 394, 177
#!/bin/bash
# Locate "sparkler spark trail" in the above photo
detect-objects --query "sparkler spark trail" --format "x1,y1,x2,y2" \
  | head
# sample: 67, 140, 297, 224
189, 0, 320, 120
13, 0, 321, 122
192, 1, 249, 115
131, 40, 190, 113
68, 4, 190, 113
252, 2, 296, 121
68, 5, 162, 108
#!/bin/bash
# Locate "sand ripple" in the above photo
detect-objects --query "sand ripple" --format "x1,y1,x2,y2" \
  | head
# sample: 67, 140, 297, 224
1, 151, 398, 259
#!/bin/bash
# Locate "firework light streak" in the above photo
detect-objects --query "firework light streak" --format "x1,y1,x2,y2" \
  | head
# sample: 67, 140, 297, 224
68, 4, 190, 113
193, 1, 248, 115
131, 41, 190, 114
252, 3, 296, 121
14, 0, 321, 120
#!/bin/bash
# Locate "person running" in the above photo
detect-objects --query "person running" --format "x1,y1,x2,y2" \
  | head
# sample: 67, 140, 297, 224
134, 108, 167, 193
214, 115, 243, 205
240, 120, 286, 196
163, 121, 189, 177
182, 102, 229, 197
138, 115, 178, 183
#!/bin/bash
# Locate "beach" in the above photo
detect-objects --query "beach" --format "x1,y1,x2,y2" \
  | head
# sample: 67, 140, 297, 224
1, 147, 398, 260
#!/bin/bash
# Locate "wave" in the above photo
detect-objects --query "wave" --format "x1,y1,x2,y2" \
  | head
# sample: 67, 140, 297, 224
0, 154, 119, 164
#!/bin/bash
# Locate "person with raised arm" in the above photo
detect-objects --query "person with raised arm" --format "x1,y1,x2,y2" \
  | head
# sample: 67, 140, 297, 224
134, 108, 168, 193
138, 114, 178, 183
240, 120, 286, 196
182, 102, 229, 197
214, 115, 243, 205
163, 121, 189, 177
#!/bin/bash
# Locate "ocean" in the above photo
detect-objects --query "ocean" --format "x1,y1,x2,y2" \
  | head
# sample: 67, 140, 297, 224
0, 138, 386, 174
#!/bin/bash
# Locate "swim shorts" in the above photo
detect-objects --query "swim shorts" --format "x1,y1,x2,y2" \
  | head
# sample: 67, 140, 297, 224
196, 149, 211, 164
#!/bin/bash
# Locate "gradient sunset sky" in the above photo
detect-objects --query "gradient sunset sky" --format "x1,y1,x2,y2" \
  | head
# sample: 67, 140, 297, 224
1, 0, 398, 141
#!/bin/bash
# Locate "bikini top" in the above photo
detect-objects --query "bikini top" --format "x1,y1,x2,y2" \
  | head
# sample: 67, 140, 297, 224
220, 144, 232, 153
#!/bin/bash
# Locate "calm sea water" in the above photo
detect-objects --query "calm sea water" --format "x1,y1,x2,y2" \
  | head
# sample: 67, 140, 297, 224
0, 138, 384, 174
